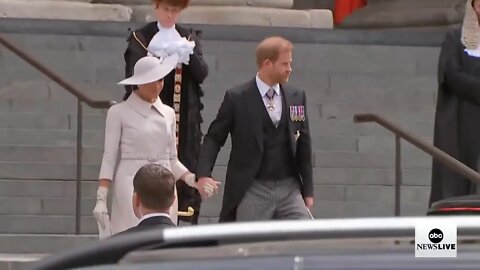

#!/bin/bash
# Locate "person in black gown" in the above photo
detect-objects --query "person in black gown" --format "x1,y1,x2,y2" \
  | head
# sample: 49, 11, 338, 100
430, 0, 480, 205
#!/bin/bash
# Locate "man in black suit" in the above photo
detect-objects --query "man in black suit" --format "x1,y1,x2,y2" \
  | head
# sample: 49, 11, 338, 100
196, 36, 314, 222
117, 164, 175, 235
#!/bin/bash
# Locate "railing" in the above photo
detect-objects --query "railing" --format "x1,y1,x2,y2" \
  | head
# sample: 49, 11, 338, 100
0, 34, 116, 234
354, 113, 480, 217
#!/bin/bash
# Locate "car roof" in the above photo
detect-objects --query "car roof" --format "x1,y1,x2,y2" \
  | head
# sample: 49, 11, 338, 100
32, 216, 480, 270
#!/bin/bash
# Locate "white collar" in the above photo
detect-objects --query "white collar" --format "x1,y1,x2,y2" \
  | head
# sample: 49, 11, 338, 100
255, 73, 280, 97
157, 22, 176, 33
139, 212, 171, 223
126, 92, 166, 117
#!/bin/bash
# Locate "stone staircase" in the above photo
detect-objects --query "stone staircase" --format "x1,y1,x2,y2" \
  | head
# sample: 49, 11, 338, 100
0, 0, 334, 28
0, 20, 441, 266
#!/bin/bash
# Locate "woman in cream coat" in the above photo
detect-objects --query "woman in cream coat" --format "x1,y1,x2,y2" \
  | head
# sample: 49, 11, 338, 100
93, 54, 218, 237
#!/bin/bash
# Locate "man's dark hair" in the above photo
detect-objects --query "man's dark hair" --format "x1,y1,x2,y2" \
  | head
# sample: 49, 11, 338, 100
133, 163, 175, 210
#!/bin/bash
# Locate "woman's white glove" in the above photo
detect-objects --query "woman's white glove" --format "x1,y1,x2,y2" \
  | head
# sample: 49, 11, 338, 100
92, 186, 109, 230
183, 173, 214, 197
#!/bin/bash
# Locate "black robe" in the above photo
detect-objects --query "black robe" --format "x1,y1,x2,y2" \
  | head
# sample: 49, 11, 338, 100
430, 26, 480, 206
123, 22, 208, 223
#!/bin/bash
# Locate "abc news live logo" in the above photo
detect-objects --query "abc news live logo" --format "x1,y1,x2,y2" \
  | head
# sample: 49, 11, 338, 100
415, 222, 457, 258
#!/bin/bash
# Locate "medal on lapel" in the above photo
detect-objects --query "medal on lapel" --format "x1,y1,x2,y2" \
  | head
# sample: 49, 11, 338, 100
298, 105, 305, 121
290, 105, 306, 122
290, 106, 296, 121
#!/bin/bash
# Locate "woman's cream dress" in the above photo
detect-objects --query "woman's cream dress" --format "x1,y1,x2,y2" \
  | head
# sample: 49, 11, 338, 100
99, 93, 187, 234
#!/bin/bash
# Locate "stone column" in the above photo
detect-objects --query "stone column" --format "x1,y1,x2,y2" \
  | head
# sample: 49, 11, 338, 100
339, 0, 465, 29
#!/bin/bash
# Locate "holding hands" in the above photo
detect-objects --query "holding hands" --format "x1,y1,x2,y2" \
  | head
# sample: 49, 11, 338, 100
183, 174, 221, 199
196, 177, 221, 199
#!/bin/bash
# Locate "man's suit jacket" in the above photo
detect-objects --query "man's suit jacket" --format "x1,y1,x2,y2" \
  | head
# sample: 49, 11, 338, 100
116, 216, 175, 236
197, 79, 313, 222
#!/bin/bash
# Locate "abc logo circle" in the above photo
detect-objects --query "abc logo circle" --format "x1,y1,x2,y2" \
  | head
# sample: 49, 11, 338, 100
428, 228, 443, 244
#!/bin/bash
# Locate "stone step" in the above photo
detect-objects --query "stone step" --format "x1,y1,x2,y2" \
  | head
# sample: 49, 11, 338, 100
0, 215, 97, 234
0, 81, 122, 104
0, 162, 100, 180
0, 183, 429, 228
0, 99, 110, 115
0, 161, 430, 187
0, 197, 95, 216
0, 144, 232, 165
0, 145, 103, 163
328, 74, 437, 93
0, 234, 97, 254
0, 112, 106, 130
0, 128, 104, 146
314, 167, 431, 186
133, 6, 333, 28
311, 136, 358, 152
320, 103, 436, 121
0, 147, 429, 185
313, 151, 432, 169
0, 32, 127, 54
309, 119, 434, 138
0, 132, 366, 158
0, 1, 333, 27
94, 0, 294, 8
357, 135, 434, 153
190, 0, 293, 9
0, 179, 97, 198
0, 0, 132, 21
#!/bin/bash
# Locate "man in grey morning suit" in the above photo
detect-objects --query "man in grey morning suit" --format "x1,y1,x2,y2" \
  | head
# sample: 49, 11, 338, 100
196, 36, 314, 222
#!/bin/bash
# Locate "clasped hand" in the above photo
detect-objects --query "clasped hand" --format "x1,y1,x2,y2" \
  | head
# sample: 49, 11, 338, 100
196, 177, 221, 199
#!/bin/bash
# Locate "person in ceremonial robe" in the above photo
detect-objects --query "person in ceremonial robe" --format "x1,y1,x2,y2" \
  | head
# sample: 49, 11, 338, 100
430, 0, 480, 205
123, 0, 209, 224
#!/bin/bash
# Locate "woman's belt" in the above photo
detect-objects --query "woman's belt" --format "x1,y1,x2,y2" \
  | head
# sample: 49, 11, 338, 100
121, 153, 170, 162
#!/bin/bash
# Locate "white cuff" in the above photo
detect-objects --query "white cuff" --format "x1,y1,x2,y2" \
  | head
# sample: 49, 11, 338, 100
183, 173, 196, 187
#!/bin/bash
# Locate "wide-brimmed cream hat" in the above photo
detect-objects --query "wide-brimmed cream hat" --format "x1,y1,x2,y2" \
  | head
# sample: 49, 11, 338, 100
118, 54, 179, 85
